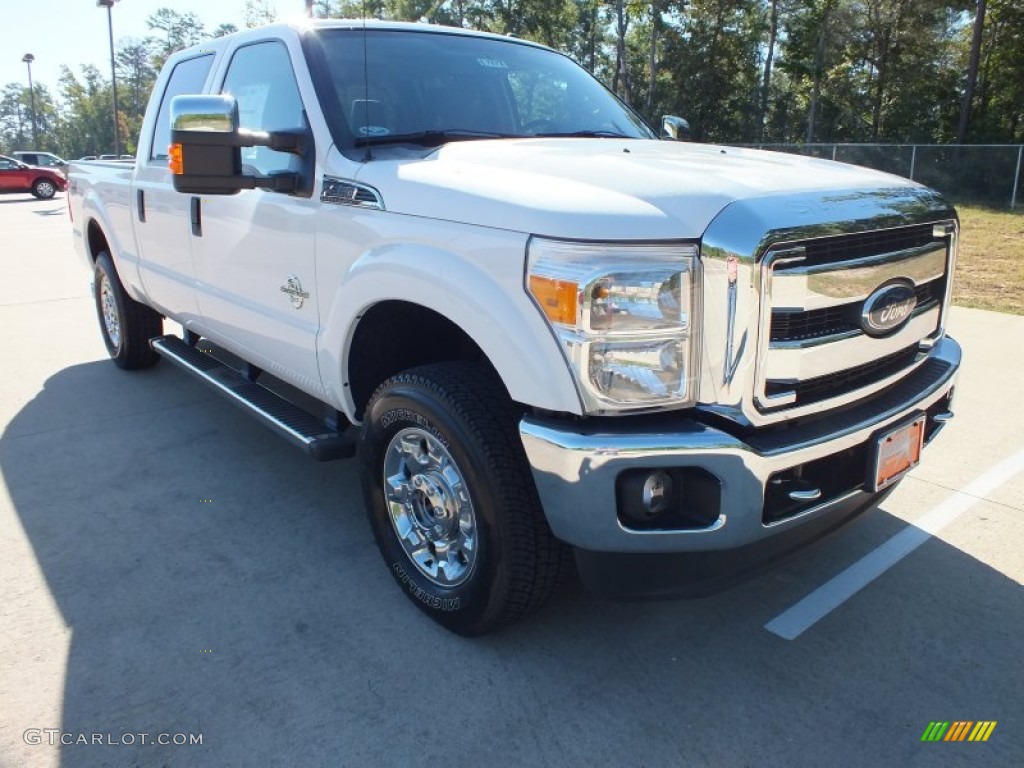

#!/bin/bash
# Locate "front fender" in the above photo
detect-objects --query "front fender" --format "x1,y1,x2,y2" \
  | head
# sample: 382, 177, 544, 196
316, 223, 583, 420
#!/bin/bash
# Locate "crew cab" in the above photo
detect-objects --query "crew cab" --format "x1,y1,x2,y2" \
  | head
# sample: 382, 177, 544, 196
68, 21, 960, 635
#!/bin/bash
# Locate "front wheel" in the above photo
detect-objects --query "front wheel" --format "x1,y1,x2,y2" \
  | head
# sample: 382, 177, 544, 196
31, 179, 56, 199
94, 251, 162, 369
360, 362, 567, 635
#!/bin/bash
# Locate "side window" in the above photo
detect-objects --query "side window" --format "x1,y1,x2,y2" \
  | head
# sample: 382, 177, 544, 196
0, 159, 17, 170
150, 54, 215, 162
221, 41, 306, 176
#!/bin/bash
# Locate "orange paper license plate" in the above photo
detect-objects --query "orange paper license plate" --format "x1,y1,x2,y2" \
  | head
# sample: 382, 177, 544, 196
871, 416, 925, 490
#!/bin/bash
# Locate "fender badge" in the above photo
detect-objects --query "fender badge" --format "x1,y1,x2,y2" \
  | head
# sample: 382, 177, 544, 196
280, 275, 310, 309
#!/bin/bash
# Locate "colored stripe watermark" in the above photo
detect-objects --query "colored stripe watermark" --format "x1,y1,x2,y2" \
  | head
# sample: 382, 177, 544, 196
921, 721, 997, 742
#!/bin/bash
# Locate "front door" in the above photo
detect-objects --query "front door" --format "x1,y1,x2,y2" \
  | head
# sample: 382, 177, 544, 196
0, 157, 30, 191
189, 39, 324, 399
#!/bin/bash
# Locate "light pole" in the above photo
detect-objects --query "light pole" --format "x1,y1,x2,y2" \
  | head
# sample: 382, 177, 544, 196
97, 0, 121, 156
22, 53, 38, 147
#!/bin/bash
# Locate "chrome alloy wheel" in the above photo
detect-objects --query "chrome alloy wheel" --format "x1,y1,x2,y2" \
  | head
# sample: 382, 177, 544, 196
383, 427, 477, 587
99, 273, 121, 349
35, 181, 55, 198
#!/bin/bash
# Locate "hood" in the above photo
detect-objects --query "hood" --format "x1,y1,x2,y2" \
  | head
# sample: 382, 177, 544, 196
352, 139, 926, 241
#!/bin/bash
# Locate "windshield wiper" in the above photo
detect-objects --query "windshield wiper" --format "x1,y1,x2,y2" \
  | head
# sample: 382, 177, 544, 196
357, 129, 516, 147
531, 130, 634, 138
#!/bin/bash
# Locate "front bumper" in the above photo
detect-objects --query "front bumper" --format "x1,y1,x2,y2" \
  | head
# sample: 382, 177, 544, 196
520, 336, 960, 563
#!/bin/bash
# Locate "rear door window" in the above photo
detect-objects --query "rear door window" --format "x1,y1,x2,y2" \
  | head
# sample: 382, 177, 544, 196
150, 54, 215, 162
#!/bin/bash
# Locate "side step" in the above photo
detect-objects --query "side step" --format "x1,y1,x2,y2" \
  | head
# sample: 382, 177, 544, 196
150, 335, 356, 461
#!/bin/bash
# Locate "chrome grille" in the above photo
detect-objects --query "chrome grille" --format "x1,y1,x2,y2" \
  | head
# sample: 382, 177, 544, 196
755, 224, 953, 415
788, 223, 937, 268
763, 344, 921, 406
770, 278, 944, 343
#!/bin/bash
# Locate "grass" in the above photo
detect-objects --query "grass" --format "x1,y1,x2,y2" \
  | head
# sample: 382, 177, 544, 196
954, 205, 1024, 315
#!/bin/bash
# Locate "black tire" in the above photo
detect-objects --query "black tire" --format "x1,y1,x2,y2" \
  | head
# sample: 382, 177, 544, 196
94, 251, 162, 369
31, 178, 57, 199
360, 362, 568, 635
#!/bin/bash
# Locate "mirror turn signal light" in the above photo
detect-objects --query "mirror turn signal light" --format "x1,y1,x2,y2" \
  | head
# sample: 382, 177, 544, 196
168, 143, 183, 175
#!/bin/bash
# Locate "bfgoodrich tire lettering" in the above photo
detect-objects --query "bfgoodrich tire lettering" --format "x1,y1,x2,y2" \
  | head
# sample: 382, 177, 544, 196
360, 362, 567, 635
93, 251, 163, 370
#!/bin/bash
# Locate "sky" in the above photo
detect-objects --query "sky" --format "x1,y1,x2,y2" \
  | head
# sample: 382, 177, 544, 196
0, 0, 310, 93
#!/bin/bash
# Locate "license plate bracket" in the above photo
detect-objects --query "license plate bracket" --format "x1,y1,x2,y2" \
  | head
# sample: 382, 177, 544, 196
869, 413, 925, 491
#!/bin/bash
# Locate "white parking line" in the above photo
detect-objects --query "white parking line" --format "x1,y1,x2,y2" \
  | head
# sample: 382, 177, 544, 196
765, 447, 1024, 640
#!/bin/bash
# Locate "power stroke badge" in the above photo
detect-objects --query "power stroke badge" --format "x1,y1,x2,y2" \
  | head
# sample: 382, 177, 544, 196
280, 275, 310, 309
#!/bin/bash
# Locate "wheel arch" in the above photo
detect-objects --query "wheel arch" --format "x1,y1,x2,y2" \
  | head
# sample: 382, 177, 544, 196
321, 250, 583, 422
86, 218, 110, 264
346, 301, 493, 419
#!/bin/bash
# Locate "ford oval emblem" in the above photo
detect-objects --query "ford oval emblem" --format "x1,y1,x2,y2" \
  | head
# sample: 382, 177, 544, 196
861, 281, 917, 336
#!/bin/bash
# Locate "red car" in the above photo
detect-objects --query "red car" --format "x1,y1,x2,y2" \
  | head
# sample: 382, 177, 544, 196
0, 154, 67, 199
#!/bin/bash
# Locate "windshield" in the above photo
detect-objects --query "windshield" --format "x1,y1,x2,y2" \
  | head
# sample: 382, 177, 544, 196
303, 29, 656, 154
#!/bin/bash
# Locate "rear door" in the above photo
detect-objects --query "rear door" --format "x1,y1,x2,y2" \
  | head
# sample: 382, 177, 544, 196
189, 39, 323, 397
132, 53, 215, 323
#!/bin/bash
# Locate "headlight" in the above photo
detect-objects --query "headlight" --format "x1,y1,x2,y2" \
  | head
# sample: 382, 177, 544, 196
527, 238, 701, 413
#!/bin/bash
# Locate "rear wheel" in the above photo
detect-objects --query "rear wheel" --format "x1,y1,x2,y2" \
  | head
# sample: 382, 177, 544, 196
360, 362, 567, 635
31, 179, 56, 199
94, 251, 162, 369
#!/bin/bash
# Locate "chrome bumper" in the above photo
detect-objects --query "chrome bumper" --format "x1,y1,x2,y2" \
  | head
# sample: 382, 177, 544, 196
520, 336, 960, 554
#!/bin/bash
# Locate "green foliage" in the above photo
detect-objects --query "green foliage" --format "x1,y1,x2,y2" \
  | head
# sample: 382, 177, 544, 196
2, 1, 1021, 160
0, 82, 60, 153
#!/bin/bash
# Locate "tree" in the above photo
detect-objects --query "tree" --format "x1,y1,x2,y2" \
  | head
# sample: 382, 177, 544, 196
759, 0, 781, 140
0, 84, 30, 152
116, 39, 157, 126
662, 0, 765, 141
56, 65, 116, 157
244, 0, 278, 27
970, 0, 1024, 140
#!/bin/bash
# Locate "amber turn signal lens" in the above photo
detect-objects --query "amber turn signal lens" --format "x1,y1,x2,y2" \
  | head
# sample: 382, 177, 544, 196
529, 275, 578, 326
168, 143, 183, 175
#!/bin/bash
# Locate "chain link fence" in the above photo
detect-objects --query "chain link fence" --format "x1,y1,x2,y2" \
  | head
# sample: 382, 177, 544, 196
737, 143, 1024, 210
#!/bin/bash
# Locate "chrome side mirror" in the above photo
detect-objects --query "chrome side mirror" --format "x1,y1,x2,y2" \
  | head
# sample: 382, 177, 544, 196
661, 115, 691, 141
169, 94, 310, 196
172, 94, 239, 134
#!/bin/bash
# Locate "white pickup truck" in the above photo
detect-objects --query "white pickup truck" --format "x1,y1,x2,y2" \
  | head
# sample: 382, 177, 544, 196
69, 20, 961, 635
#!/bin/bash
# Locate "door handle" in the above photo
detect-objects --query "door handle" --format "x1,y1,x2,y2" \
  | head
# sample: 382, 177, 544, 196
190, 196, 202, 237
136, 189, 146, 223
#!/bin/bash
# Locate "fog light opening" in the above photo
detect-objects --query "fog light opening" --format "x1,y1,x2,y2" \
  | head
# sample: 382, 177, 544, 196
617, 467, 722, 531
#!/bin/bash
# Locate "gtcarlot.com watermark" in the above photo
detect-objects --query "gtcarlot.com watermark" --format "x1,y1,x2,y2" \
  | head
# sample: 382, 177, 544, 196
24, 729, 202, 747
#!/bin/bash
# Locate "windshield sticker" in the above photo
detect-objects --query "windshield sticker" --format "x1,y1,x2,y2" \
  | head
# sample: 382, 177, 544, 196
358, 125, 391, 137
477, 58, 509, 69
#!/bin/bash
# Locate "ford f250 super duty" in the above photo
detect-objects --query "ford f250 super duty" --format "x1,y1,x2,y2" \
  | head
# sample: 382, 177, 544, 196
68, 20, 961, 635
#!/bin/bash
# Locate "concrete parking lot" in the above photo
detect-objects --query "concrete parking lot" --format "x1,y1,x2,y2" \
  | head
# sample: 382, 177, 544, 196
1, 193, 1021, 767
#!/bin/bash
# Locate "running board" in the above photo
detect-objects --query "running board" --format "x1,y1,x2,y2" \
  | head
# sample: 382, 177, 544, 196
150, 335, 355, 461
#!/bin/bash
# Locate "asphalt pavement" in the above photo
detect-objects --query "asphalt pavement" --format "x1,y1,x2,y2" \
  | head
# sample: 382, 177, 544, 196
1, 192, 1021, 767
